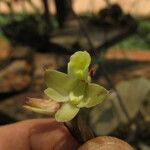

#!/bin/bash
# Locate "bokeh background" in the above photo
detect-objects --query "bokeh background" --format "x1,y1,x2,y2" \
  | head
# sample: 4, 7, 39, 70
0, 0, 149, 149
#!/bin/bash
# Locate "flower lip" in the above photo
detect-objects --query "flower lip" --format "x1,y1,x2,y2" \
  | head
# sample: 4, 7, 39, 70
69, 92, 84, 106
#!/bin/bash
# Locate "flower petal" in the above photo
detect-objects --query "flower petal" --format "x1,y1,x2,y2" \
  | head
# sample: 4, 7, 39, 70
44, 69, 75, 96
55, 103, 79, 122
44, 88, 69, 102
77, 83, 109, 108
68, 51, 91, 80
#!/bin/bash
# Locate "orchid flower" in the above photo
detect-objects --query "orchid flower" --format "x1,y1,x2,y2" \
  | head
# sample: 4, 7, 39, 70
24, 51, 108, 122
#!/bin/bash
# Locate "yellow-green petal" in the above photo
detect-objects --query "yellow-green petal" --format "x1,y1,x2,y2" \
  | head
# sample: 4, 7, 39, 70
44, 69, 75, 96
77, 83, 109, 108
44, 88, 69, 102
68, 51, 91, 80
55, 103, 79, 122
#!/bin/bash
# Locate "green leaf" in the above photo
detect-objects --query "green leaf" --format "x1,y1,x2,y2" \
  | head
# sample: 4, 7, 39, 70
44, 88, 69, 102
68, 51, 91, 80
44, 69, 76, 96
55, 103, 79, 122
77, 83, 109, 108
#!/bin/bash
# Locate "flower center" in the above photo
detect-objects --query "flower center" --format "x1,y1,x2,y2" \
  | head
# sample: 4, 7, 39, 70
69, 92, 83, 106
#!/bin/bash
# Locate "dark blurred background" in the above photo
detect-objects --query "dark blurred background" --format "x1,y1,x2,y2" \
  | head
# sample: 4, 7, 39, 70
0, 0, 149, 149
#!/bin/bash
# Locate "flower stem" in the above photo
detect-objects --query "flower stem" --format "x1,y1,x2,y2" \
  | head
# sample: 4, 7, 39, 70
64, 113, 95, 144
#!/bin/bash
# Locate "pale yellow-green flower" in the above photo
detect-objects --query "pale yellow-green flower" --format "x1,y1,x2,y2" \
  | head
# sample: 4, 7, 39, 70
24, 51, 109, 122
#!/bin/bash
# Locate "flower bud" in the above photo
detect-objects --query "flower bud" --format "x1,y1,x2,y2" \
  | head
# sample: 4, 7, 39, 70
23, 97, 60, 115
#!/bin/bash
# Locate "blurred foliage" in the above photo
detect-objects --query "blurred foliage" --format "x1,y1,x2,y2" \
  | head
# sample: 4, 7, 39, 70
90, 4, 137, 29
0, 13, 29, 26
0, 13, 47, 36
139, 19, 150, 31
0, 10, 149, 51
0, 13, 57, 50
113, 19, 150, 49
